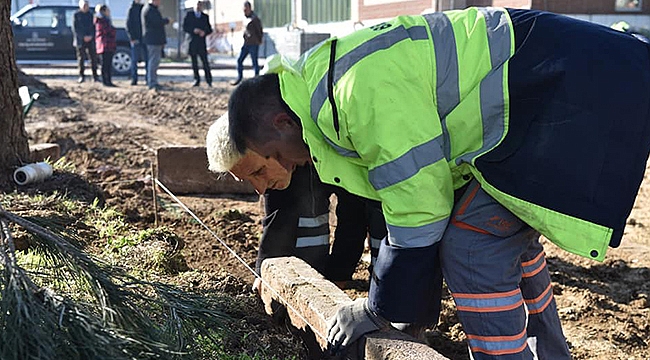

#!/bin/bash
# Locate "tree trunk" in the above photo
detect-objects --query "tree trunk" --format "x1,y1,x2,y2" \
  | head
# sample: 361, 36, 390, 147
0, 0, 29, 186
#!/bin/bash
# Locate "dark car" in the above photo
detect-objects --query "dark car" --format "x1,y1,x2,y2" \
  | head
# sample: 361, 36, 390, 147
11, 4, 134, 76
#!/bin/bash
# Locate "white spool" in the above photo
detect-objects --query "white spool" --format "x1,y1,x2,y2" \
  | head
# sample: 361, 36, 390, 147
13, 162, 53, 185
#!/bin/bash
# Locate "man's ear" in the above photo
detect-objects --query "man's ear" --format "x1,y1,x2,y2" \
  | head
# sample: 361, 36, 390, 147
271, 112, 298, 131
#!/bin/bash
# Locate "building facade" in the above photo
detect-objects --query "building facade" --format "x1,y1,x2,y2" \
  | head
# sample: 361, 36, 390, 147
215, 0, 649, 56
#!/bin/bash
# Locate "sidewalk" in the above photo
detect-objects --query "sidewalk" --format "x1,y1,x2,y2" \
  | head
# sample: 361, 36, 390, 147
18, 54, 266, 70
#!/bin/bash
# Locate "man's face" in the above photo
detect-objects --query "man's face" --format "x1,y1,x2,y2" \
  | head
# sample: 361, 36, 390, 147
230, 113, 312, 194
230, 151, 292, 194
81, 2, 89, 12
243, 4, 252, 17
194, 2, 202, 12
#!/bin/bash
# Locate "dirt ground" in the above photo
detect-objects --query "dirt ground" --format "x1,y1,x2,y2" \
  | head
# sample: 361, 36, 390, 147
15, 75, 650, 360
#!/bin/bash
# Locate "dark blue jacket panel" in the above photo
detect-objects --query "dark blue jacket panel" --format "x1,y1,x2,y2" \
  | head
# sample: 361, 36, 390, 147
256, 165, 332, 275
182, 11, 213, 55
142, 3, 167, 45
72, 10, 94, 47
477, 9, 650, 247
126, 2, 144, 41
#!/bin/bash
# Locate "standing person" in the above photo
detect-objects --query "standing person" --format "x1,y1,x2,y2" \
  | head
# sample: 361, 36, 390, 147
230, 1, 262, 86
142, 0, 169, 90
95, 4, 117, 87
207, 7, 650, 359
72, 0, 100, 84
183, 1, 212, 87
126, 0, 147, 85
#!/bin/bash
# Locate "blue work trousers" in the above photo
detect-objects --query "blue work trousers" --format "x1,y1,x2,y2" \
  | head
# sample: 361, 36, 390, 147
235, 44, 259, 80
440, 180, 571, 360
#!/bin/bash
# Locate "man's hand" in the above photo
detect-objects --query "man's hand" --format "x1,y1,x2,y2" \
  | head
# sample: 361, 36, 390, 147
252, 277, 261, 295
327, 298, 389, 353
83, 35, 92, 42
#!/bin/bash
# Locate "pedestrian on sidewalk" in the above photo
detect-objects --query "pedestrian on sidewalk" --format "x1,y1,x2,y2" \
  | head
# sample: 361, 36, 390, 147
95, 4, 117, 87
72, 0, 100, 83
126, 0, 147, 85
230, 1, 262, 86
142, 0, 169, 90
183, 0, 212, 87
207, 7, 650, 359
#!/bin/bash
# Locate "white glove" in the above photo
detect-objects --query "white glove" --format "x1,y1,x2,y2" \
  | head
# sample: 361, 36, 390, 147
327, 298, 389, 353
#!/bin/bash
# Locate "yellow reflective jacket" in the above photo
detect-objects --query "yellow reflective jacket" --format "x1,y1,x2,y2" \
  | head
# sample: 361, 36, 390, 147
266, 7, 650, 263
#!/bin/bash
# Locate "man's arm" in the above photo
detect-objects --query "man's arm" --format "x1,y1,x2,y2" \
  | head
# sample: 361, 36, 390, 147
255, 17, 263, 40
182, 12, 192, 35
126, 6, 136, 41
204, 15, 213, 36
338, 51, 450, 323
146, 8, 168, 28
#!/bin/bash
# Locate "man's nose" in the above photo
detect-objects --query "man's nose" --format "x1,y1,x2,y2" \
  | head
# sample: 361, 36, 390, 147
249, 178, 267, 195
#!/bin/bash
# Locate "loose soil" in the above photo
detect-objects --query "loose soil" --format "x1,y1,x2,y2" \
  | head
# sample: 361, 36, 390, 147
12, 75, 650, 359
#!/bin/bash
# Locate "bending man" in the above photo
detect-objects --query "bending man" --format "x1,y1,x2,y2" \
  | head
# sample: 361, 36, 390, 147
207, 8, 650, 359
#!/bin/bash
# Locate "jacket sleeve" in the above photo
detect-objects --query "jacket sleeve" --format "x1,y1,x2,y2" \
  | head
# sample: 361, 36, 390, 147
255, 191, 299, 275
205, 15, 213, 36
72, 13, 87, 43
146, 8, 166, 28
126, 6, 135, 40
254, 17, 263, 42
182, 12, 192, 34
95, 20, 104, 40
72, 13, 79, 42
341, 55, 452, 323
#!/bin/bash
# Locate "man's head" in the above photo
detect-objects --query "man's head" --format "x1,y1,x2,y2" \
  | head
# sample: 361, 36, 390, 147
206, 75, 311, 193
243, 1, 252, 17
193, 0, 202, 12
79, 0, 89, 12
149, 0, 161, 6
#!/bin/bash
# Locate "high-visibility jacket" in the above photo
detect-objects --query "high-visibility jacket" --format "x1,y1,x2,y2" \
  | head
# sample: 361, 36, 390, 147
266, 8, 650, 321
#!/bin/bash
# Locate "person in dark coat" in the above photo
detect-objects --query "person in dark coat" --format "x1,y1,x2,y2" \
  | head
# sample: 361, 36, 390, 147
142, 0, 169, 90
94, 4, 117, 87
182, 1, 213, 87
72, 0, 99, 83
126, 0, 147, 85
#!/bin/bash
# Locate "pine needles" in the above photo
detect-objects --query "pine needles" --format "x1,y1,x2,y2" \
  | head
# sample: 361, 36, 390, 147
0, 206, 231, 360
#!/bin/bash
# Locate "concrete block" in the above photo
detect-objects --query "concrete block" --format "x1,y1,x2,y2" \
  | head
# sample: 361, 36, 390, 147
260, 257, 449, 360
156, 146, 255, 194
29, 143, 60, 163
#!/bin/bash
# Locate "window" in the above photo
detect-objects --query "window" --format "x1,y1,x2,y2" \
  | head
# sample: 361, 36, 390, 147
616, 0, 642, 12
302, 0, 350, 25
18, 8, 55, 28
65, 9, 76, 28
254, 0, 291, 28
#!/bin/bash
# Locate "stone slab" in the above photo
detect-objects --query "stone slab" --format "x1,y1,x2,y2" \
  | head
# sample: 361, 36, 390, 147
260, 257, 449, 360
29, 143, 60, 163
156, 146, 255, 194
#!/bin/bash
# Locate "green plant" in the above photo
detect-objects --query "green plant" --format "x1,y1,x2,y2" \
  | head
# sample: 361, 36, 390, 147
0, 206, 232, 360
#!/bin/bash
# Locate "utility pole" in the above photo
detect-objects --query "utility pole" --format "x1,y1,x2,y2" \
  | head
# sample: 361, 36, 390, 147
177, 0, 182, 60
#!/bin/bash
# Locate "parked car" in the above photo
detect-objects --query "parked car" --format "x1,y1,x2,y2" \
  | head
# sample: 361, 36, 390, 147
11, 4, 135, 76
